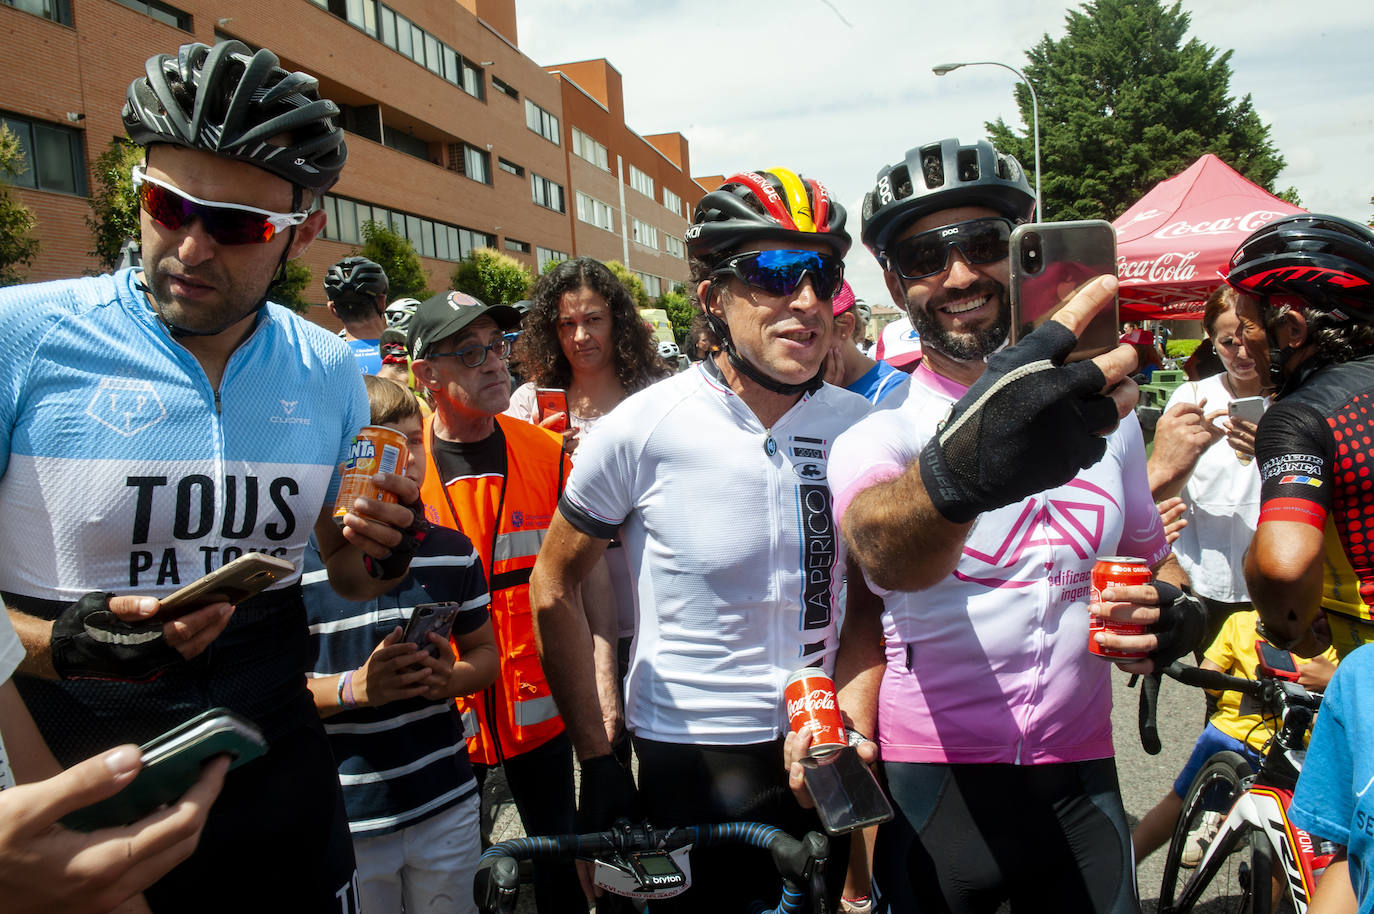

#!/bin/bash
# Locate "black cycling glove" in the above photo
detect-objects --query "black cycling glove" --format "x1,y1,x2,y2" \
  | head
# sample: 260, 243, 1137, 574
1147, 581, 1207, 669
363, 497, 429, 580
50, 591, 182, 681
577, 753, 641, 833
919, 321, 1121, 523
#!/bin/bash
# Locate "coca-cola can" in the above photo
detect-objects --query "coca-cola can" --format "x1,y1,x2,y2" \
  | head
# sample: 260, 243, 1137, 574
1088, 556, 1152, 660
784, 668, 847, 757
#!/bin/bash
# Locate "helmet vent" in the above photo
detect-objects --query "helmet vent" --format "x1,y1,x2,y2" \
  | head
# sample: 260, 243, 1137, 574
957, 149, 979, 182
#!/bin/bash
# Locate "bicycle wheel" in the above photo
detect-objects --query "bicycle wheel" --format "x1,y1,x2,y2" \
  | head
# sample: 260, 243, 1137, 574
1158, 751, 1256, 913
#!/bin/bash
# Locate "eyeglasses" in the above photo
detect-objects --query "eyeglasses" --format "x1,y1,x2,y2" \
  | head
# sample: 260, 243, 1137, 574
131, 165, 309, 245
426, 335, 513, 368
884, 217, 1014, 280
710, 249, 845, 299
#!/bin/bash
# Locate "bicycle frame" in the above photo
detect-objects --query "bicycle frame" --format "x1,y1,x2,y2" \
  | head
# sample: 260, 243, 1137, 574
1175, 782, 1334, 913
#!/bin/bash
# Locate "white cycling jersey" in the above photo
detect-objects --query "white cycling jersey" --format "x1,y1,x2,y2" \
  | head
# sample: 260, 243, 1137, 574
829, 361, 1169, 765
559, 360, 871, 744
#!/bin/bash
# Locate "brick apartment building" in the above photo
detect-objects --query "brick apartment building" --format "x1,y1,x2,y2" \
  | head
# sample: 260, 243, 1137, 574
0, 0, 706, 327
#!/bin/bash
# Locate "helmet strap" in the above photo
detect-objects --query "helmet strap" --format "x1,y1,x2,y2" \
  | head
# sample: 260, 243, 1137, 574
704, 283, 824, 397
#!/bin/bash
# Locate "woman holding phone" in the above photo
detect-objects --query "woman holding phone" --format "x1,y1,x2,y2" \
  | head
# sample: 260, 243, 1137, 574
1146, 284, 1266, 648
506, 257, 667, 454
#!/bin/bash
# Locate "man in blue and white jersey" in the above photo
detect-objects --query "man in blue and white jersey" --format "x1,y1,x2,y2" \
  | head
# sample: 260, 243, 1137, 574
0, 41, 423, 912
325, 256, 391, 375
530, 168, 871, 910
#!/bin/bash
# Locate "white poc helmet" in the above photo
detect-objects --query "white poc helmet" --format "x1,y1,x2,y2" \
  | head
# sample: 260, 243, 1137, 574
657, 341, 681, 360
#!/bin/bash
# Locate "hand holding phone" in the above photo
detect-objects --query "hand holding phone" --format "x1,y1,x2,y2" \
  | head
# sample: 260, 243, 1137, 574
156, 553, 295, 619
61, 708, 265, 832
536, 388, 569, 434
402, 602, 459, 659
799, 745, 894, 835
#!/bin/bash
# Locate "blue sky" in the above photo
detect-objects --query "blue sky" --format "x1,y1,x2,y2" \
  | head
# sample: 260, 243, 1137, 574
515, 0, 1374, 306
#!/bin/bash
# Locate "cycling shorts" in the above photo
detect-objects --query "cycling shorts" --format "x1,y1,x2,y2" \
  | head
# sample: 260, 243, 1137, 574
632, 735, 848, 912
876, 757, 1135, 914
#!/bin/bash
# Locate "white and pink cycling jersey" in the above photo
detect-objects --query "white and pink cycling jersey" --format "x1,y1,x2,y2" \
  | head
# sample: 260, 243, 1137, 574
829, 361, 1169, 765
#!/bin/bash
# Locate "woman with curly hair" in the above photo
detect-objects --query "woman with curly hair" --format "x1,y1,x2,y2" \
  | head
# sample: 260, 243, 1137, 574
507, 256, 668, 453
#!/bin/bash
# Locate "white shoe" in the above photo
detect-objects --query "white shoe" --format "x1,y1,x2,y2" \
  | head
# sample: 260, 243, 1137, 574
1180, 810, 1225, 868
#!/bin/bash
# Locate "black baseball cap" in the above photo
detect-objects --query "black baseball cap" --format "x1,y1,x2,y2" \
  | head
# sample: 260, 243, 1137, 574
408, 291, 520, 360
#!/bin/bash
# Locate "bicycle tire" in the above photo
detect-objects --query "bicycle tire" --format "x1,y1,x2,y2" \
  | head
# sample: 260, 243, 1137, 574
1158, 750, 1256, 913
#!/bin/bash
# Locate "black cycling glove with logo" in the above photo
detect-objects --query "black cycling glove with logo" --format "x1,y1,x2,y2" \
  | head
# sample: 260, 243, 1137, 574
577, 753, 641, 833
920, 321, 1121, 524
51, 591, 182, 681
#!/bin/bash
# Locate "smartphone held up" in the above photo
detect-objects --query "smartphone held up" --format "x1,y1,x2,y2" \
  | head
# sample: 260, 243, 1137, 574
1009, 220, 1119, 361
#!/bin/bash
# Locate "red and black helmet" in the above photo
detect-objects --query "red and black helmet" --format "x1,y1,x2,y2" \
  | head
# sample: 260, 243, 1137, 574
1226, 214, 1374, 320
686, 168, 849, 262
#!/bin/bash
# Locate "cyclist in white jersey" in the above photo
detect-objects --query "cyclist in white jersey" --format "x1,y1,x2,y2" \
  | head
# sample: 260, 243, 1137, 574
530, 168, 871, 910
0, 40, 422, 913
814, 138, 1206, 913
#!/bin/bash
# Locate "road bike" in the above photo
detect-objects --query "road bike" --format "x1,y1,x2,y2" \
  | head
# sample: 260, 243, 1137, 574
1139, 650, 1338, 913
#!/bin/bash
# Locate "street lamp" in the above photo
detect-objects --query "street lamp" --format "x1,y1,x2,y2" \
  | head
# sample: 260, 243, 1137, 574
932, 61, 1042, 220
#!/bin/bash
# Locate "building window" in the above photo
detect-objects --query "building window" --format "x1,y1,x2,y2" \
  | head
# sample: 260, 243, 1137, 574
343, 0, 375, 35
531, 173, 565, 212
0, 112, 86, 195
492, 76, 519, 100
2, 0, 72, 25
504, 238, 531, 254
525, 100, 560, 145
321, 193, 492, 263
663, 187, 683, 218
629, 165, 654, 198
447, 142, 491, 184
497, 157, 524, 178
631, 218, 658, 249
382, 125, 429, 162
346, 3, 482, 99
537, 246, 568, 272
110, 0, 191, 29
571, 127, 609, 171
576, 192, 616, 233
665, 235, 686, 259
636, 272, 662, 298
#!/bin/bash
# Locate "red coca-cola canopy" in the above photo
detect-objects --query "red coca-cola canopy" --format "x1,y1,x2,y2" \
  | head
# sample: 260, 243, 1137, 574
1112, 154, 1305, 321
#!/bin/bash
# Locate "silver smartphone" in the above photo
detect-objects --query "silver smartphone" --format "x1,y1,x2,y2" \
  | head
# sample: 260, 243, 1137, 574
1009, 220, 1119, 361
1228, 396, 1266, 426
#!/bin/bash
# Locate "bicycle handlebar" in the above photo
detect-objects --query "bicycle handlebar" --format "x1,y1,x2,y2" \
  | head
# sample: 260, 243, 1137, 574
1136, 662, 1322, 757
473, 820, 829, 914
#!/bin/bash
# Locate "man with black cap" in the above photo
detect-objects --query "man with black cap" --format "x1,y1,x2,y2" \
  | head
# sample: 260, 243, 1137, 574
407, 290, 583, 912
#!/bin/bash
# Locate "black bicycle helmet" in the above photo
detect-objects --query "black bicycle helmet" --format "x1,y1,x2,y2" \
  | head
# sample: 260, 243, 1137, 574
123, 40, 347, 191
325, 257, 389, 303
861, 138, 1035, 258
1226, 214, 1374, 320
686, 168, 850, 262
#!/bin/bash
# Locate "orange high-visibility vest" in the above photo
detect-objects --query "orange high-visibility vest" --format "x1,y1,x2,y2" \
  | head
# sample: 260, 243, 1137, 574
420, 413, 567, 764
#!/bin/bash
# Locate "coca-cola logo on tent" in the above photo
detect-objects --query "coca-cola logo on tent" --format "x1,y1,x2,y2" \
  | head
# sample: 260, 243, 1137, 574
1118, 251, 1200, 283
1153, 209, 1288, 239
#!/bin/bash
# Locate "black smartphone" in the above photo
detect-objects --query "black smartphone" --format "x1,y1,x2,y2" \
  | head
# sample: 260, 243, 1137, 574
62, 708, 266, 832
1009, 220, 1119, 361
799, 744, 894, 835
401, 602, 459, 658
156, 553, 296, 618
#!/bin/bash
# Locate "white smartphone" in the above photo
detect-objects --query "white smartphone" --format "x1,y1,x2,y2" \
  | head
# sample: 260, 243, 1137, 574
1228, 396, 1266, 426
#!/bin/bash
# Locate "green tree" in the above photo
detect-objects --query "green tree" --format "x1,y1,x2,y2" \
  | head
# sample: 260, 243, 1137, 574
986, 0, 1292, 221
657, 287, 694, 346
450, 247, 533, 305
86, 137, 144, 272
358, 220, 430, 300
604, 261, 650, 310
0, 125, 38, 287
273, 259, 313, 313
